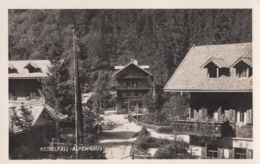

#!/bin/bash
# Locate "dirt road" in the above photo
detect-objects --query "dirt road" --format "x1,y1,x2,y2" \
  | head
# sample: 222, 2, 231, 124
99, 111, 141, 159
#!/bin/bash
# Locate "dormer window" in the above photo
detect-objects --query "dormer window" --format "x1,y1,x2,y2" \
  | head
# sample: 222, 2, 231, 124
8, 68, 18, 74
208, 67, 217, 78
236, 67, 247, 77
202, 58, 229, 78
231, 57, 252, 78
8, 64, 18, 74
24, 62, 42, 73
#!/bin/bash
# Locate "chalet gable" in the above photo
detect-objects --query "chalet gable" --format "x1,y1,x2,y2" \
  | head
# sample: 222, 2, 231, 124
24, 62, 42, 73
231, 57, 252, 77
9, 64, 18, 74
112, 59, 152, 77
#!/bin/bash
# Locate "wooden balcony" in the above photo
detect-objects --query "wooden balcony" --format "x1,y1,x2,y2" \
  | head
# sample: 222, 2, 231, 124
172, 120, 223, 137
115, 96, 143, 101
9, 96, 44, 106
115, 85, 151, 90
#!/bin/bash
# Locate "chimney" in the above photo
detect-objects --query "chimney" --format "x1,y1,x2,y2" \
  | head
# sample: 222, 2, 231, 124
131, 58, 138, 65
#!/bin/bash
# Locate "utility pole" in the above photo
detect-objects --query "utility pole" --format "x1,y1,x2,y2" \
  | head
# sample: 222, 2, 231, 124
73, 29, 84, 159
52, 60, 60, 143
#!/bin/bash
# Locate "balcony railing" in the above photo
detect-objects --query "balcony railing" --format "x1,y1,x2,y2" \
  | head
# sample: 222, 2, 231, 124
115, 96, 143, 101
172, 121, 222, 137
115, 85, 151, 90
9, 97, 44, 106
130, 113, 253, 138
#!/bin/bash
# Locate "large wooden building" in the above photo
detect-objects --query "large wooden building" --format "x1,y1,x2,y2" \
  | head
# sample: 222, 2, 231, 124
9, 60, 51, 106
164, 43, 253, 159
112, 59, 153, 114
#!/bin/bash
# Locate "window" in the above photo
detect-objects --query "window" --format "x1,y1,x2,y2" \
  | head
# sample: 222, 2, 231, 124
208, 67, 217, 78
240, 112, 245, 122
237, 111, 246, 123
123, 92, 127, 97
121, 103, 127, 109
138, 92, 143, 97
9, 68, 18, 74
236, 67, 247, 77
234, 148, 246, 159
131, 80, 136, 86
207, 145, 218, 159
130, 92, 135, 97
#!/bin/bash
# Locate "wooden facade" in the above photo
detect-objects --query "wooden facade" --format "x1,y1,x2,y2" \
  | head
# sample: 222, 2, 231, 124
113, 60, 153, 114
163, 43, 253, 159
9, 79, 43, 103
189, 92, 252, 125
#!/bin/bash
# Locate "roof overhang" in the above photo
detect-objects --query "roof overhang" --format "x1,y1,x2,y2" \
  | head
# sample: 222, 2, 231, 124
201, 58, 229, 68
231, 57, 252, 67
9, 77, 46, 79
164, 89, 252, 92
112, 62, 153, 77
24, 62, 39, 69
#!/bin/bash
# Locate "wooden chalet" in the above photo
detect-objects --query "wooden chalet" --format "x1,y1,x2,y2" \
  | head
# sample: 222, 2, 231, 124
9, 60, 51, 106
164, 43, 253, 159
112, 59, 153, 114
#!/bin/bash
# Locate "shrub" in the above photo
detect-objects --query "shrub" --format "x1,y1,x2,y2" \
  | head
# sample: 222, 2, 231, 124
236, 124, 253, 138
154, 142, 192, 159
156, 126, 174, 134
133, 136, 172, 152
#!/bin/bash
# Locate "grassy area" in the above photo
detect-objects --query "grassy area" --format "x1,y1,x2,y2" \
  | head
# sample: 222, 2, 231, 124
134, 114, 169, 126
132, 135, 192, 159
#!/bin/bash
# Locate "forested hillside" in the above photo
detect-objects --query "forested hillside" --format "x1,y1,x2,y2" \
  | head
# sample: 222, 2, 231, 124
9, 9, 252, 90
9, 9, 252, 118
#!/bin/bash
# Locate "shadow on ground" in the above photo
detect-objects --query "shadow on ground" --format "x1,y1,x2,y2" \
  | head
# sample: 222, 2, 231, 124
101, 141, 134, 148
99, 131, 137, 140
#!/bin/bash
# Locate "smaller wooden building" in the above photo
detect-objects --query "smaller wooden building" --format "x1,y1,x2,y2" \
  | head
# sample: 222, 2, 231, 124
112, 59, 153, 114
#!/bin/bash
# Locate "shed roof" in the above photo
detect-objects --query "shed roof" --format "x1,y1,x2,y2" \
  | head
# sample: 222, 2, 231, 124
9, 104, 67, 135
164, 43, 252, 92
9, 60, 51, 79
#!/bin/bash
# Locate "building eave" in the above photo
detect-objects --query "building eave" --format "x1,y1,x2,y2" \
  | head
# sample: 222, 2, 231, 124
164, 89, 252, 92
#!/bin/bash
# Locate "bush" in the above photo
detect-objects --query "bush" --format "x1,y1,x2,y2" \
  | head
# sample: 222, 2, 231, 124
156, 126, 174, 134
137, 113, 169, 126
154, 142, 192, 159
133, 136, 172, 152
236, 124, 253, 138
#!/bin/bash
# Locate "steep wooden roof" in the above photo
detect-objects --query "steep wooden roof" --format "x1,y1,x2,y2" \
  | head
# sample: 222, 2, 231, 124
164, 43, 252, 92
9, 60, 51, 79
112, 62, 153, 77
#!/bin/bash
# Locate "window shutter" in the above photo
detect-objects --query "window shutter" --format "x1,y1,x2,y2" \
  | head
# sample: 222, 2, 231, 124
202, 108, 207, 120
224, 110, 229, 121
230, 109, 236, 122
247, 149, 253, 159
202, 146, 206, 158
230, 149, 234, 159
247, 109, 252, 124
218, 148, 222, 159
218, 107, 221, 122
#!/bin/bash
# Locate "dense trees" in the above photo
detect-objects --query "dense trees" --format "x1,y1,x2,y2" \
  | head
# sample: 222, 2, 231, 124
9, 9, 252, 116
